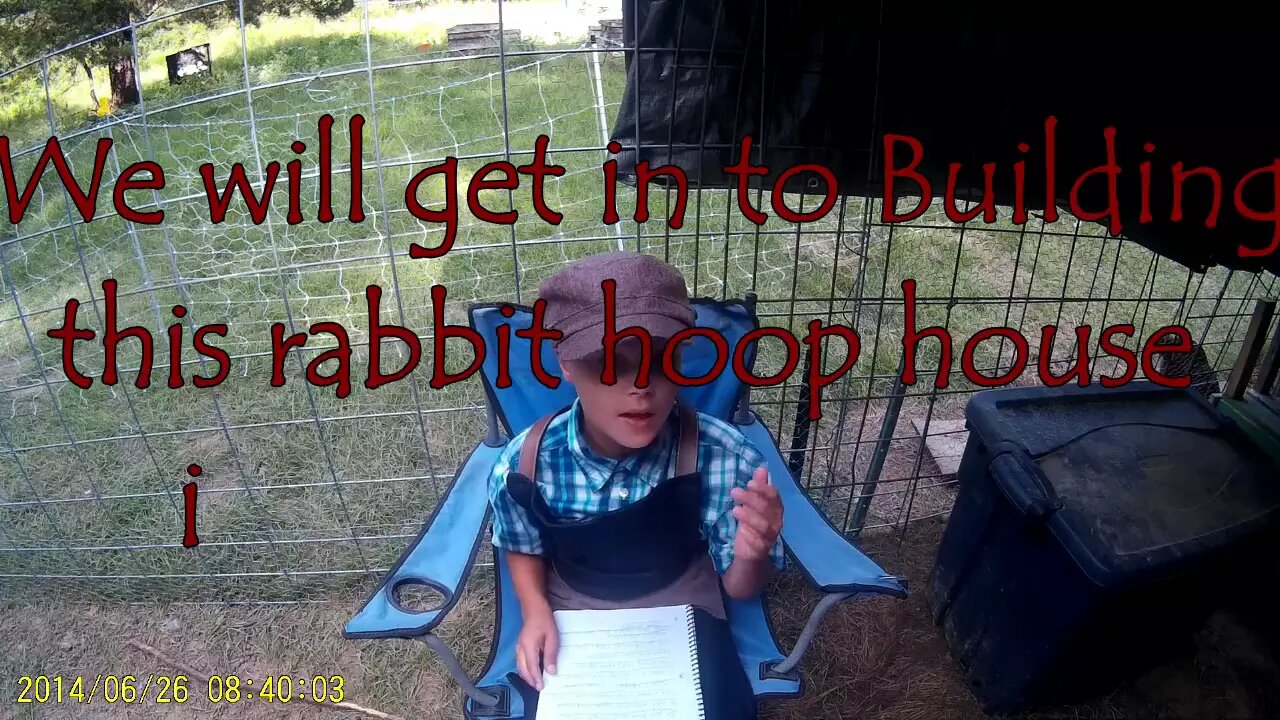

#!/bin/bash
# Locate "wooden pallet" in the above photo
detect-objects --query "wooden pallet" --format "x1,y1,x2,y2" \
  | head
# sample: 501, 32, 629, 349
446, 23, 521, 56
591, 18, 624, 49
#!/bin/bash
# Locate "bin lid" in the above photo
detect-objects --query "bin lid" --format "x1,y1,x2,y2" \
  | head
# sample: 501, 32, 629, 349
965, 383, 1280, 588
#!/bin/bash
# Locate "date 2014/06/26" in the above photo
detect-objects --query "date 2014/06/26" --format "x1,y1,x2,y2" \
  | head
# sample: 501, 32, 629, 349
15, 674, 345, 704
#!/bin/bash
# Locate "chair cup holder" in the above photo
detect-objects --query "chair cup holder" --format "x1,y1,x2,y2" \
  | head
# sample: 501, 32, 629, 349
389, 577, 451, 615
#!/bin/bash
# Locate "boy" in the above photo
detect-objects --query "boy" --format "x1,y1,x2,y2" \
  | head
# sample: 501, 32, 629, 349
487, 251, 785, 720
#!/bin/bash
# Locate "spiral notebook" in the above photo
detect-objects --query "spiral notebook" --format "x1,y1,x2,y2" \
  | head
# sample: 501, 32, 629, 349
535, 604, 704, 720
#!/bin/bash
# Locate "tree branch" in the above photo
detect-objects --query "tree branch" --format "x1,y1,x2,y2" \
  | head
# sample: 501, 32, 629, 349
80, 58, 100, 109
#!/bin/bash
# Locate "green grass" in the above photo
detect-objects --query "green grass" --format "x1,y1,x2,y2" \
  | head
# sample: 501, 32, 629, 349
0, 0, 1275, 607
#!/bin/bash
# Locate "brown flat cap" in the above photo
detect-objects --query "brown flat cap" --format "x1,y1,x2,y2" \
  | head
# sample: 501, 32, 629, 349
539, 251, 695, 361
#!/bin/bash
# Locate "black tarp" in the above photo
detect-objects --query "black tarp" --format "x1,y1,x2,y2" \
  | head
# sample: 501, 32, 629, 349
608, 1, 1280, 276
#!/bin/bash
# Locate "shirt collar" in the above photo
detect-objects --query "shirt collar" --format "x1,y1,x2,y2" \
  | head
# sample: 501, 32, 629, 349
566, 398, 678, 491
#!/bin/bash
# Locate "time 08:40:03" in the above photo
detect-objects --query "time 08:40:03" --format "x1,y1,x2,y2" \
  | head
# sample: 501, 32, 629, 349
207, 675, 344, 703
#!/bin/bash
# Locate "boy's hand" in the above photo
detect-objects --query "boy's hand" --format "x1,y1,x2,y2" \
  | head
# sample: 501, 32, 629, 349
730, 466, 783, 563
515, 607, 558, 691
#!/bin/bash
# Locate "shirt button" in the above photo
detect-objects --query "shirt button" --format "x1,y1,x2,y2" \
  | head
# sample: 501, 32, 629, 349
619, 488, 630, 499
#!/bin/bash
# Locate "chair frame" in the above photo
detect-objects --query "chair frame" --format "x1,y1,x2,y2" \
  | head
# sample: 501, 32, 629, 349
344, 294, 908, 718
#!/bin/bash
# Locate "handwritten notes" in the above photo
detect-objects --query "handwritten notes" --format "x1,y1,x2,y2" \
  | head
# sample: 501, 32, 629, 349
536, 604, 703, 720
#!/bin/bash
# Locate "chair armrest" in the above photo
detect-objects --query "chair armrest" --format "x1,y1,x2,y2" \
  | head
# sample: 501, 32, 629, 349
344, 441, 504, 639
737, 415, 908, 598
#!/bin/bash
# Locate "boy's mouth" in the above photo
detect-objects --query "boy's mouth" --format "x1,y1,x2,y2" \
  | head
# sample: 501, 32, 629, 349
619, 410, 654, 423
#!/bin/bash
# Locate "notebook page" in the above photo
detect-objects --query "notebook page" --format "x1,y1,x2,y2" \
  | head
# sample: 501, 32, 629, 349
535, 604, 702, 720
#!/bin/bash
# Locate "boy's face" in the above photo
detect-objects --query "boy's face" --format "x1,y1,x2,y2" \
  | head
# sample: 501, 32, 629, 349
560, 338, 682, 457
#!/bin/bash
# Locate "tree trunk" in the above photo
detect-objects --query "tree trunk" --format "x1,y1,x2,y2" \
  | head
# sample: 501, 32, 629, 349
108, 30, 140, 108
109, 55, 140, 107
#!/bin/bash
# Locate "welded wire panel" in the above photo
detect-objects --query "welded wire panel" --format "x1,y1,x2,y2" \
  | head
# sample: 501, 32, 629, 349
0, 0, 1276, 604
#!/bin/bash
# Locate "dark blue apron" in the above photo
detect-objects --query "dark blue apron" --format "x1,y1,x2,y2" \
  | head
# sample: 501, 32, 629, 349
503, 403, 757, 720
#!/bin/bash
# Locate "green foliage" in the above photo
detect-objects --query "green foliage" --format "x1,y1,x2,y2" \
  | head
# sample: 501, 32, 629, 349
1, 1, 134, 68
0, 0, 356, 74
247, 0, 355, 24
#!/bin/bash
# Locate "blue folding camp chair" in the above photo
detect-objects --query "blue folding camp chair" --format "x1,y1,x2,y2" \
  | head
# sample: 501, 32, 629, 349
344, 295, 908, 718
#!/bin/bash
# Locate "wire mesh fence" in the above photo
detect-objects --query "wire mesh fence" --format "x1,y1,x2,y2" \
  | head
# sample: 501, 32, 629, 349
1, 0, 1276, 606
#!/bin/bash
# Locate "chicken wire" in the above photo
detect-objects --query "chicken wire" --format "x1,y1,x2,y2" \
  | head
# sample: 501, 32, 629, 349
0, 0, 1276, 604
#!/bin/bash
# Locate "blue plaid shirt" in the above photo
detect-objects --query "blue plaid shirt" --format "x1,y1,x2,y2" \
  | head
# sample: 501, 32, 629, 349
488, 399, 786, 575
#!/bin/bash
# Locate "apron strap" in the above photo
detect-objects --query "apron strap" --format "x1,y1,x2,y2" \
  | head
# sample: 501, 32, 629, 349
676, 403, 699, 477
517, 407, 565, 479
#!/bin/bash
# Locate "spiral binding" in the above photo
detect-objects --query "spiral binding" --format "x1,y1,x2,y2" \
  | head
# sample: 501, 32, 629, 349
685, 605, 706, 720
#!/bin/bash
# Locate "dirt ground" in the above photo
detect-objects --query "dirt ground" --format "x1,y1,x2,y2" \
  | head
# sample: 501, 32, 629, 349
5, 517, 1280, 720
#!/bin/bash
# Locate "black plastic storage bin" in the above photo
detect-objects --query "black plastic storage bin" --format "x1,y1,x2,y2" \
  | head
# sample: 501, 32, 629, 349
930, 382, 1280, 715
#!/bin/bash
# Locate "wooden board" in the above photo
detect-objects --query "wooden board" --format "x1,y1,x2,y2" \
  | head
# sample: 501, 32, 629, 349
446, 23, 521, 55
911, 418, 969, 476
592, 18, 624, 48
